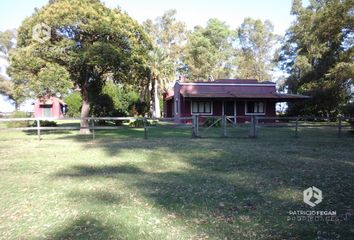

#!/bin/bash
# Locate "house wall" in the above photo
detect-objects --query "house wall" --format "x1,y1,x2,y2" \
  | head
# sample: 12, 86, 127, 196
165, 97, 277, 123
236, 100, 276, 123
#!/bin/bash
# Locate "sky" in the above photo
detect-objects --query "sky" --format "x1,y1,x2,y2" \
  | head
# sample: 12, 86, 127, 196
0, 0, 298, 112
0, 0, 296, 34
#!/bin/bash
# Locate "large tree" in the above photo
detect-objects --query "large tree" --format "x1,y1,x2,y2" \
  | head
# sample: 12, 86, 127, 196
143, 10, 186, 117
8, 0, 151, 133
279, 0, 353, 116
185, 19, 235, 80
236, 18, 279, 81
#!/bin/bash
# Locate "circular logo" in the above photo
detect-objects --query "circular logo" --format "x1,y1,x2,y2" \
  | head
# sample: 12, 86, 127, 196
32, 23, 51, 43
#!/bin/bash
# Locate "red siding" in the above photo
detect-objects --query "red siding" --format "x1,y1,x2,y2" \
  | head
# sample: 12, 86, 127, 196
181, 98, 191, 117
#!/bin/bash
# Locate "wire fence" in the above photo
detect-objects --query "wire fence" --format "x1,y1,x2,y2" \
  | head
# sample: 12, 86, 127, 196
0, 115, 353, 140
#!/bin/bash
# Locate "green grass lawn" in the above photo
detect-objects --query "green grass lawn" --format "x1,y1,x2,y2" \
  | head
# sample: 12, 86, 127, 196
0, 123, 353, 240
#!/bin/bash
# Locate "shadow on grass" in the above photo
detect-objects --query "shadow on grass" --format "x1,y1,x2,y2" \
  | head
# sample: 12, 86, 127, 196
67, 190, 122, 205
45, 216, 117, 240
49, 127, 354, 239
52, 159, 354, 239
55, 164, 143, 178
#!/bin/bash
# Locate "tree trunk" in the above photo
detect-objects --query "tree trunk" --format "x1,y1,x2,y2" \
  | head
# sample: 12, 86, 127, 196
14, 101, 20, 111
153, 77, 161, 118
149, 79, 153, 117
80, 83, 91, 135
150, 76, 161, 118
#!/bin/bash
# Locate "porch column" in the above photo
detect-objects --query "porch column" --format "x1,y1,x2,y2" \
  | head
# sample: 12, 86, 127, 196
173, 81, 181, 123
234, 100, 237, 124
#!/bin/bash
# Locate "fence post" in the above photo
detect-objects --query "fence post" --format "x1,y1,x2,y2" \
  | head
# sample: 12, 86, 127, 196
36, 119, 41, 140
192, 115, 196, 138
91, 119, 95, 140
338, 115, 342, 138
250, 115, 257, 138
143, 117, 148, 139
196, 115, 199, 137
221, 115, 227, 137
295, 116, 299, 138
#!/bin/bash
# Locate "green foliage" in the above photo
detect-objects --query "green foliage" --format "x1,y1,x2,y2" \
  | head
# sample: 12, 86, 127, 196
236, 18, 279, 81
0, 29, 22, 107
203, 117, 222, 127
64, 92, 82, 118
341, 103, 354, 128
8, 0, 152, 126
279, 0, 354, 116
185, 19, 235, 80
0, 29, 16, 55
90, 81, 140, 118
143, 9, 187, 74
341, 103, 354, 116
128, 119, 157, 128
40, 120, 57, 127
6, 111, 30, 128
30, 120, 57, 127
143, 10, 187, 117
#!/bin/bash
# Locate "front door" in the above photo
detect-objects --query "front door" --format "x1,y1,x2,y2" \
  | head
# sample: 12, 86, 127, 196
224, 101, 234, 116
223, 101, 236, 123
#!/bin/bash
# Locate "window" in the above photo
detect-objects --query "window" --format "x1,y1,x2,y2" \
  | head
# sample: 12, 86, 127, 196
246, 101, 265, 114
191, 101, 212, 114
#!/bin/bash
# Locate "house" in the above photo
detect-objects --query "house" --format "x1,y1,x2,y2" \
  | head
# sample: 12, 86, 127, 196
163, 78, 309, 123
34, 95, 66, 118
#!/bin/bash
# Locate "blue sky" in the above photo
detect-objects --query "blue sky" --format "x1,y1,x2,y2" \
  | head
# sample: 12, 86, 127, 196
0, 0, 297, 34
0, 0, 299, 112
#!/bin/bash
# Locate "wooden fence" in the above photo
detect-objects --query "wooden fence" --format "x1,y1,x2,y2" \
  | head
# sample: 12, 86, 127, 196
0, 115, 353, 140
191, 115, 353, 138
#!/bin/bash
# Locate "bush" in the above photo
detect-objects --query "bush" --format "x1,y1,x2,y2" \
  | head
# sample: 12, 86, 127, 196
341, 103, 354, 116
203, 117, 222, 127
341, 103, 354, 128
90, 82, 142, 120
128, 119, 151, 128
65, 92, 82, 117
6, 111, 31, 128
31, 120, 57, 127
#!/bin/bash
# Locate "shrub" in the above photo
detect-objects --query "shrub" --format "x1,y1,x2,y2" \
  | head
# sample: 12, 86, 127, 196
341, 103, 354, 128
6, 111, 31, 128
90, 82, 142, 124
39, 120, 57, 127
128, 119, 151, 128
203, 117, 222, 127
65, 92, 82, 117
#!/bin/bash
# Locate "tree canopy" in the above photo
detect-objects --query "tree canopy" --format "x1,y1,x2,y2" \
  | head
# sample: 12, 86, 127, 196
8, 0, 151, 132
236, 18, 279, 81
184, 19, 235, 80
143, 10, 186, 117
279, 0, 354, 116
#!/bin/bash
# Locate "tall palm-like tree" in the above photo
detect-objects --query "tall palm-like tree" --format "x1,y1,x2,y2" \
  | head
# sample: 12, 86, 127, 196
148, 47, 174, 118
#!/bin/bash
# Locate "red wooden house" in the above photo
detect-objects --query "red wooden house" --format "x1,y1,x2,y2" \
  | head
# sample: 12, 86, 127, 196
163, 79, 309, 123
34, 96, 66, 118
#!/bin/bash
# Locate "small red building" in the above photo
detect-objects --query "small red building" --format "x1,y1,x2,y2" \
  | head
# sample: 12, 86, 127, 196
163, 79, 309, 123
34, 96, 66, 118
